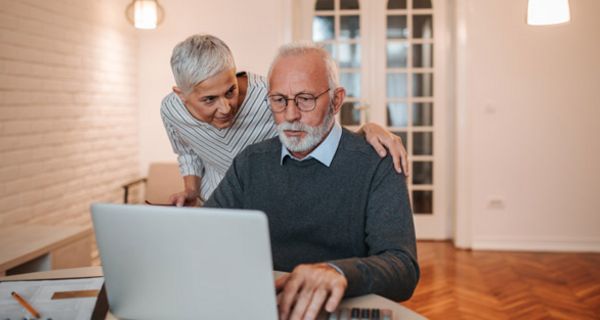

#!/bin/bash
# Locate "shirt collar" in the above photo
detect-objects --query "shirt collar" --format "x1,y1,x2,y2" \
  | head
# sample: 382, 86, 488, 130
280, 121, 342, 167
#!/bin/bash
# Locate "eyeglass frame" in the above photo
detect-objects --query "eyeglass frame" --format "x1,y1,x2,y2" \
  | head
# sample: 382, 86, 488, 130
266, 88, 331, 113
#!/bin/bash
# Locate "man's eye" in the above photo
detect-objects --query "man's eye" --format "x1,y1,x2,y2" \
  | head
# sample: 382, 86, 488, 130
296, 95, 313, 103
202, 97, 216, 104
270, 96, 285, 104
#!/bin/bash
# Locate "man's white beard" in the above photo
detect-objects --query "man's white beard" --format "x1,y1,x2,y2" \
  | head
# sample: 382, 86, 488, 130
277, 107, 334, 153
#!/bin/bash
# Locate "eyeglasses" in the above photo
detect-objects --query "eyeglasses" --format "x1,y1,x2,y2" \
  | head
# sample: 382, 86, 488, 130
267, 88, 330, 113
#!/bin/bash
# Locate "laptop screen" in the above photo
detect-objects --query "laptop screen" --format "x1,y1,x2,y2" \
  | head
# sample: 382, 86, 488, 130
91, 203, 278, 320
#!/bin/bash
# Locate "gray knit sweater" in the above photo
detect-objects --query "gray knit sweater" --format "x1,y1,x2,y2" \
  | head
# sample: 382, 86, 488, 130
205, 129, 419, 301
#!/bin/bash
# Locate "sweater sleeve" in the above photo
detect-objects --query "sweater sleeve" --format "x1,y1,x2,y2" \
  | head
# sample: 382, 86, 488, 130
160, 94, 204, 177
329, 156, 420, 301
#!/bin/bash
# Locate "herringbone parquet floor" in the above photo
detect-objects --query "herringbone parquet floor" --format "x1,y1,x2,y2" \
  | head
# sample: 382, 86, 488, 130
400, 241, 600, 319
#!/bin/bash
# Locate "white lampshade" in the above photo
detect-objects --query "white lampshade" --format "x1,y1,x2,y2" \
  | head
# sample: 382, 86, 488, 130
527, 0, 571, 26
134, 0, 157, 29
126, 0, 164, 30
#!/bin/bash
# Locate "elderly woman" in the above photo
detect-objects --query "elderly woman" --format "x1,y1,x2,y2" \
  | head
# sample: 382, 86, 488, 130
161, 34, 408, 206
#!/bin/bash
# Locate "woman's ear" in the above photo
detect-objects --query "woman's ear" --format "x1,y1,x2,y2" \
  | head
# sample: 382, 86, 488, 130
172, 86, 186, 102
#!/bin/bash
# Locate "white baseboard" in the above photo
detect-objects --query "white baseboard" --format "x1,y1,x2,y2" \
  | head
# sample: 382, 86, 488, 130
472, 236, 600, 253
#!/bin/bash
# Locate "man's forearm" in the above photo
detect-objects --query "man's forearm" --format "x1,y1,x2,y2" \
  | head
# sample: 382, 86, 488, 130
334, 156, 419, 301
329, 251, 419, 301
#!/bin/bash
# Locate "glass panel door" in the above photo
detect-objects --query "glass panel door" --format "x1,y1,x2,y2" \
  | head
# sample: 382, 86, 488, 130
298, 0, 450, 239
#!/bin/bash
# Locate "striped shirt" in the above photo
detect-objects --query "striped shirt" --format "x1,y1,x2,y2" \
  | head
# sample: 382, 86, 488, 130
160, 72, 277, 200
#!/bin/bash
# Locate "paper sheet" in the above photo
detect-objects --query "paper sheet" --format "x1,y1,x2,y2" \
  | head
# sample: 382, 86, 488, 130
0, 277, 103, 320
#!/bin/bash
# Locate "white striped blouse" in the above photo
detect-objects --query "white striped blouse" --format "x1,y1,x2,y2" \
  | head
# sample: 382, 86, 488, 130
160, 72, 277, 200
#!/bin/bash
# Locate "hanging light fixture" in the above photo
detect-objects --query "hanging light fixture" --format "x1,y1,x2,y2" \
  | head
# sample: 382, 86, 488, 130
527, 0, 570, 26
126, 0, 165, 30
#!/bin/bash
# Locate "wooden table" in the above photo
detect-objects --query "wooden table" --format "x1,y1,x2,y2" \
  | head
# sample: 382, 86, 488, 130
0, 224, 92, 276
0, 267, 427, 320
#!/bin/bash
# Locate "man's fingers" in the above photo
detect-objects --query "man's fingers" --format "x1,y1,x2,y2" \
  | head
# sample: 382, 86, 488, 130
278, 264, 348, 319
278, 276, 302, 320
324, 285, 345, 313
276, 274, 291, 307
303, 288, 328, 320
289, 287, 315, 320
275, 274, 291, 292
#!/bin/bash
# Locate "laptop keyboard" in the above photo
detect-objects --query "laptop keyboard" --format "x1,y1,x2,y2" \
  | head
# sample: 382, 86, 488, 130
322, 307, 393, 320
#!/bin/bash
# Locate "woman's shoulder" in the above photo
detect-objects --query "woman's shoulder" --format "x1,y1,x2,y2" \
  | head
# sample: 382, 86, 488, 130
239, 71, 267, 90
161, 92, 180, 108
160, 92, 185, 119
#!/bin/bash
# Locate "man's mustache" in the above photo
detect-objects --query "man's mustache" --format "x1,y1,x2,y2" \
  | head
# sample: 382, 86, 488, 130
277, 121, 310, 132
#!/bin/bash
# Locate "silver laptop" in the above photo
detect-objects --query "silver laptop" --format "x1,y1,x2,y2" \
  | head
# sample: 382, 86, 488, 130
91, 203, 278, 320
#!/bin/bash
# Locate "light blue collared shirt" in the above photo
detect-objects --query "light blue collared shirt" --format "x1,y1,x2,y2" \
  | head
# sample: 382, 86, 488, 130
280, 122, 342, 166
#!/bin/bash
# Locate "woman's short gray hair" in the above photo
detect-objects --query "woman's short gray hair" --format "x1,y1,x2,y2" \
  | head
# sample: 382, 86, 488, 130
268, 42, 339, 96
170, 34, 236, 94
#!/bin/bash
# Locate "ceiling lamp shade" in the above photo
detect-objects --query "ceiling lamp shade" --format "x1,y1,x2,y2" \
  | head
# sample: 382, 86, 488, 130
126, 0, 165, 29
527, 0, 570, 26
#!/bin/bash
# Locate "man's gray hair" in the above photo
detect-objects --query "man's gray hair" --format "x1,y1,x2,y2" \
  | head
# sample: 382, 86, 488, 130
268, 42, 340, 95
170, 34, 236, 94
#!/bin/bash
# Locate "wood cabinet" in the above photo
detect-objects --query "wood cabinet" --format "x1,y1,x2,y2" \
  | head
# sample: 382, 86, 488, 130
0, 225, 92, 276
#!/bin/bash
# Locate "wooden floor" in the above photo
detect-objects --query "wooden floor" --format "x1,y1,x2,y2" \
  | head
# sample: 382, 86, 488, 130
400, 241, 600, 319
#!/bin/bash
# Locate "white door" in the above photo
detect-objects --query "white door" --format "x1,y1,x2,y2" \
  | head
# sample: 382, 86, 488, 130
293, 0, 452, 239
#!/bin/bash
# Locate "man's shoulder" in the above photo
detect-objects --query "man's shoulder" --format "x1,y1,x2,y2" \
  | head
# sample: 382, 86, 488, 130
336, 128, 398, 175
338, 128, 380, 159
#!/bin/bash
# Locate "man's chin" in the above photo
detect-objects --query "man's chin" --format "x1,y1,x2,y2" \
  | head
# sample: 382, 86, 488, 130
281, 137, 315, 153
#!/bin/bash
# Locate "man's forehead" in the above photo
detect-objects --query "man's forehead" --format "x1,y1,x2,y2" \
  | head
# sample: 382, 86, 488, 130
270, 54, 327, 88
274, 52, 323, 70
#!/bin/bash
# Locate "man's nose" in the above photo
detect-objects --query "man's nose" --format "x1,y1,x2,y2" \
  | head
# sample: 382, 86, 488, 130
284, 100, 301, 122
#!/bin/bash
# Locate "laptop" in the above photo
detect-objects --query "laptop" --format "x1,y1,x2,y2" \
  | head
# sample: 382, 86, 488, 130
91, 203, 278, 320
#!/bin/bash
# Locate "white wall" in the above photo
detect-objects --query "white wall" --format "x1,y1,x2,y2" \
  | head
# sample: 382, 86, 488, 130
455, 0, 600, 251
137, 0, 600, 252
138, 0, 289, 174
0, 0, 139, 227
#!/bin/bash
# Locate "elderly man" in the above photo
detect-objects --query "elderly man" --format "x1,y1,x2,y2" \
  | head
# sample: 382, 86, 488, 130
204, 43, 418, 320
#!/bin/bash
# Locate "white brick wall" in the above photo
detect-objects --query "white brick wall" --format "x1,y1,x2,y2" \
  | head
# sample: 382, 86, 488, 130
0, 0, 139, 229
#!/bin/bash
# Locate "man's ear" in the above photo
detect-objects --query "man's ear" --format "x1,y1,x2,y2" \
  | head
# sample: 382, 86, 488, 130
331, 87, 346, 115
173, 86, 186, 102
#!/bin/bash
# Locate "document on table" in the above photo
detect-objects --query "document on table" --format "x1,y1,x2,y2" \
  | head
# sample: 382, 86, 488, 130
0, 277, 104, 320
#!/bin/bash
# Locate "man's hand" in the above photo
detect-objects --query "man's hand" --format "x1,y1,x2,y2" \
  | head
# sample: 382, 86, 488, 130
276, 263, 347, 320
360, 123, 410, 176
168, 189, 200, 207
